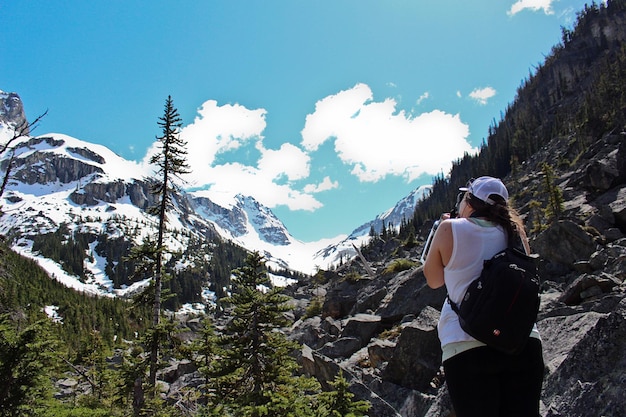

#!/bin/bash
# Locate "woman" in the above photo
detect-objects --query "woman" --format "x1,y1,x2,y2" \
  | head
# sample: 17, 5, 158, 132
423, 176, 544, 417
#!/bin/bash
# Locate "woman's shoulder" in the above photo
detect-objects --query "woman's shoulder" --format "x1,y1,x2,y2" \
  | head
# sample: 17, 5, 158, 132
447, 217, 472, 227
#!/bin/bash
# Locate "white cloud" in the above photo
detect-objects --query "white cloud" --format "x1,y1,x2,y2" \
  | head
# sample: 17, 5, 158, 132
257, 142, 310, 181
303, 176, 339, 193
183, 100, 267, 166
469, 87, 496, 105
142, 99, 267, 178
174, 99, 266, 188
507, 0, 554, 16
301, 83, 476, 183
143, 84, 478, 212
416, 92, 430, 105
203, 163, 322, 211
146, 99, 324, 211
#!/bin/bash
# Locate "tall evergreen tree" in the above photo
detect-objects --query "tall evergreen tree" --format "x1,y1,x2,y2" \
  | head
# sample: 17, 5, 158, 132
211, 252, 320, 416
147, 96, 190, 387
187, 317, 222, 406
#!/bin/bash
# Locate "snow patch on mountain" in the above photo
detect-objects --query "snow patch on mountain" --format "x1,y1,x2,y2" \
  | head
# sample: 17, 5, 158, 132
0, 125, 427, 295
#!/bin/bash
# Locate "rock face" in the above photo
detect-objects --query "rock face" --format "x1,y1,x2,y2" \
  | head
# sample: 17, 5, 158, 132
0, 91, 28, 133
10, 137, 105, 185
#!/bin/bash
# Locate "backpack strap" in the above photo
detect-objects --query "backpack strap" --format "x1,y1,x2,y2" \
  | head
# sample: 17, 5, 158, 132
447, 294, 460, 314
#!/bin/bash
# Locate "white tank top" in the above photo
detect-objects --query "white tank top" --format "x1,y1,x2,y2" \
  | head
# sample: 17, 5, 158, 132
437, 218, 508, 346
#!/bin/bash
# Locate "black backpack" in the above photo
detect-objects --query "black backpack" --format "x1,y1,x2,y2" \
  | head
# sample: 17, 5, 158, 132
449, 245, 541, 355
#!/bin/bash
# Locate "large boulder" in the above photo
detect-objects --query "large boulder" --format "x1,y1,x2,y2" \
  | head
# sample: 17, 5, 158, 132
340, 313, 383, 345
532, 220, 597, 278
541, 298, 626, 417
381, 307, 442, 392
374, 269, 447, 321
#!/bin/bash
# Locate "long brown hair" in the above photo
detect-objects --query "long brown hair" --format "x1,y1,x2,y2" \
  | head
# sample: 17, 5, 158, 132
466, 193, 524, 245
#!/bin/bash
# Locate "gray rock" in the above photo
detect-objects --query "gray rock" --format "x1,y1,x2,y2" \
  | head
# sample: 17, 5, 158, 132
533, 220, 597, 276
367, 339, 396, 369
381, 307, 442, 392
340, 313, 382, 345
318, 337, 363, 358
541, 300, 626, 417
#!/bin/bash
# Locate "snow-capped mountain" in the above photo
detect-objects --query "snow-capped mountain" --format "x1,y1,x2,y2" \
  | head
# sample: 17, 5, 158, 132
348, 185, 431, 239
309, 185, 431, 267
0, 91, 426, 298
0, 131, 335, 272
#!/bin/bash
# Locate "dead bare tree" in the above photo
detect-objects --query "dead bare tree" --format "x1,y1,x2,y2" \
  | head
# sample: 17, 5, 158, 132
0, 110, 48, 204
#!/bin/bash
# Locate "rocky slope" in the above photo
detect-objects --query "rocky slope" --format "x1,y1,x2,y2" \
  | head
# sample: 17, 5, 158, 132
282, 128, 626, 417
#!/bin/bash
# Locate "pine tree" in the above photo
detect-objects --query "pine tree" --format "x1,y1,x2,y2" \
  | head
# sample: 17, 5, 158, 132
114, 345, 147, 415
316, 371, 371, 417
211, 252, 320, 416
187, 317, 221, 406
0, 314, 57, 417
147, 96, 191, 388
541, 162, 564, 222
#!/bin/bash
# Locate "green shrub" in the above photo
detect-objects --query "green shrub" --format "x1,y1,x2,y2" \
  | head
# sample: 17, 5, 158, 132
345, 271, 362, 282
305, 296, 324, 318
383, 259, 417, 274
40, 403, 113, 417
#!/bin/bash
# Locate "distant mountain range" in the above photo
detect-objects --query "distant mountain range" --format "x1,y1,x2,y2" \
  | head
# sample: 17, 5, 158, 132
0, 90, 428, 297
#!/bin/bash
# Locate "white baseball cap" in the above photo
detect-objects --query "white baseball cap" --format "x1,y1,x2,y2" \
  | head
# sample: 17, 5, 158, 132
460, 176, 509, 205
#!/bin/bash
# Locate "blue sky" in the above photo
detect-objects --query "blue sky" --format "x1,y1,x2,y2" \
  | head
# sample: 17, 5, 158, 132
0, 0, 594, 242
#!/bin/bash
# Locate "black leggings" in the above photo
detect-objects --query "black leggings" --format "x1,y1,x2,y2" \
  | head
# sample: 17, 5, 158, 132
443, 338, 544, 417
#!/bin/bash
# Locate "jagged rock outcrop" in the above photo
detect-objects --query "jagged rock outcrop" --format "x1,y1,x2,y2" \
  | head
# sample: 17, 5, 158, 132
10, 137, 105, 184
532, 220, 597, 278
70, 180, 128, 206
69, 179, 159, 209
0, 91, 28, 132
540, 296, 626, 417
380, 307, 441, 393
191, 195, 248, 237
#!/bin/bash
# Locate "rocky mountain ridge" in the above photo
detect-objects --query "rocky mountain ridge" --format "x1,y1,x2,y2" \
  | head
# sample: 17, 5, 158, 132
0, 133, 300, 289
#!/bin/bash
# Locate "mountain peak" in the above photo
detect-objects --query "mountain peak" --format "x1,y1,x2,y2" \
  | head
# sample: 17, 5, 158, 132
0, 91, 28, 141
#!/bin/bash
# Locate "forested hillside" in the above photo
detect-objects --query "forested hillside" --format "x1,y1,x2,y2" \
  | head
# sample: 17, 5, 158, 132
411, 0, 626, 224
0, 239, 150, 351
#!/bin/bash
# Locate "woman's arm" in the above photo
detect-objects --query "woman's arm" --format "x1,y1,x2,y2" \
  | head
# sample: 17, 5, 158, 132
423, 220, 453, 289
